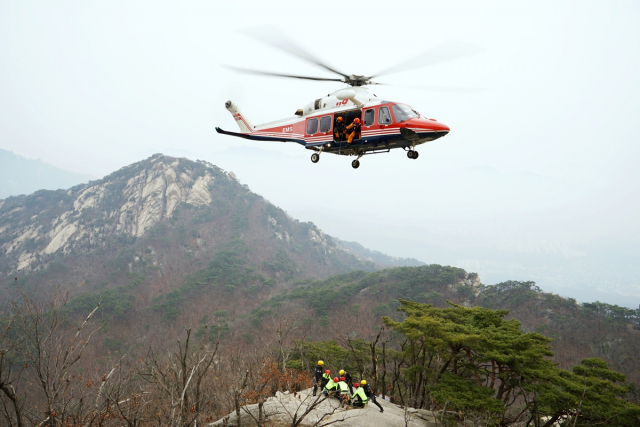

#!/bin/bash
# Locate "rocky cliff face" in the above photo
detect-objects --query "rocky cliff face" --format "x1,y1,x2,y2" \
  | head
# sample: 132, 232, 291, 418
0, 154, 424, 277
0, 155, 219, 272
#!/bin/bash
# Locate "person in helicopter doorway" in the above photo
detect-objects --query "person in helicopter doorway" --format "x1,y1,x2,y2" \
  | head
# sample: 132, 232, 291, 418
334, 116, 346, 142
346, 117, 361, 144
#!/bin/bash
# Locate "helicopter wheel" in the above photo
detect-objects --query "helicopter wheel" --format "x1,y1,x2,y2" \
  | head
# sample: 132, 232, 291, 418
351, 160, 360, 169
311, 153, 320, 163
413, 151, 419, 159
407, 150, 415, 159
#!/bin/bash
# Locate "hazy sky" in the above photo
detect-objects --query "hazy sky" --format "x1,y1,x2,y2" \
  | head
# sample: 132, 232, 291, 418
1, 1, 639, 305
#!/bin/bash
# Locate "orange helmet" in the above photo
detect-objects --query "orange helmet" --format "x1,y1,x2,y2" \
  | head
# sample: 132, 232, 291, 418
325, 370, 330, 375
333, 377, 339, 383
354, 118, 360, 124
340, 376, 345, 381
337, 117, 343, 122
354, 382, 360, 388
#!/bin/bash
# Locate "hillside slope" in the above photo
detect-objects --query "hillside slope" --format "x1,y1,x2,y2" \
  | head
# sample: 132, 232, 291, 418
242, 267, 640, 384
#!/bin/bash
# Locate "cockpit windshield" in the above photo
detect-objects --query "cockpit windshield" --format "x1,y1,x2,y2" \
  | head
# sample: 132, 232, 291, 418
392, 103, 419, 123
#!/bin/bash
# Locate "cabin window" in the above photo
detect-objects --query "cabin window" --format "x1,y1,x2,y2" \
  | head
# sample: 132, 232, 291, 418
319, 116, 332, 133
378, 106, 392, 124
306, 118, 319, 135
392, 103, 418, 123
364, 109, 375, 126
314, 98, 322, 110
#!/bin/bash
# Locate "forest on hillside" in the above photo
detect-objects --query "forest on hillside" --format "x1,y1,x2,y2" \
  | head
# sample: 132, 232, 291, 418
2, 285, 639, 427
2, 155, 640, 426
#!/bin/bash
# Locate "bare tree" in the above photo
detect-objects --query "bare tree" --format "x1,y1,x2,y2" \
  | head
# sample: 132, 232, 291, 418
272, 315, 299, 371
140, 326, 221, 427
0, 287, 104, 427
0, 299, 26, 427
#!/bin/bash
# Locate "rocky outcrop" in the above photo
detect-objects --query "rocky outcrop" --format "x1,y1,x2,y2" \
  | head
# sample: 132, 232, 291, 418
0, 155, 219, 272
210, 388, 449, 427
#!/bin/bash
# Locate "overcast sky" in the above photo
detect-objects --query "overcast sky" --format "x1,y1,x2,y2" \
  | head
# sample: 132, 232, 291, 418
1, 1, 639, 306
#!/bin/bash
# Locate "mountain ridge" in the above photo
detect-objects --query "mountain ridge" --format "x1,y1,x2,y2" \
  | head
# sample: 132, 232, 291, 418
0, 153, 420, 280
0, 148, 95, 199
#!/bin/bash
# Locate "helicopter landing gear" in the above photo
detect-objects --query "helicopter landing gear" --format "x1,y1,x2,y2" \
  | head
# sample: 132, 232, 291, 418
311, 147, 324, 164
407, 150, 419, 159
351, 152, 364, 169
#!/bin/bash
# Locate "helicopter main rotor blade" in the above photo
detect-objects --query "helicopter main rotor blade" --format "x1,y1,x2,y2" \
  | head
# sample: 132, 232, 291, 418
225, 66, 344, 82
240, 26, 351, 79
371, 81, 484, 93
368, 39, 483, 79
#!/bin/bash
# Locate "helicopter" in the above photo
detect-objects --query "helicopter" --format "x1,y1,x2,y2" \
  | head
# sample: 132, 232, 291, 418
216, 30, 475, 169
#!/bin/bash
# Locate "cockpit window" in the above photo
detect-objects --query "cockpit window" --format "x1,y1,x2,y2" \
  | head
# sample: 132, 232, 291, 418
392, 104, 418, 123
364, 109, 375, 126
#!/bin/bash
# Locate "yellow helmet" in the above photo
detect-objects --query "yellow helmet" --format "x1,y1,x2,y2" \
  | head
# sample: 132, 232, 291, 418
339, 370, 345, 376
318, 360, 324, 366
361, 380, 367, 385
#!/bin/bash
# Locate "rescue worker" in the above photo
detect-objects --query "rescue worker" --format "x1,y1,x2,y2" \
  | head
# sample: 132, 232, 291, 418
334, 116, 346, 142
337, 376, 350, 404
323, 376, 340, 398
350, 382, 368, 408
322, 370, 331, 388
313, 360, 325, 396
339, 369, 354, 394
361, 379, 384, 412
346, 117, 361, 144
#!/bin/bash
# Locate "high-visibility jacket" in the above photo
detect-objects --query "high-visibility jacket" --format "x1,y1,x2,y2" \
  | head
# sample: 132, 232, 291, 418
351, 386, 368, 403
322, 373, 331, 381
324, 379, 338, 391
338, 381, 349, 394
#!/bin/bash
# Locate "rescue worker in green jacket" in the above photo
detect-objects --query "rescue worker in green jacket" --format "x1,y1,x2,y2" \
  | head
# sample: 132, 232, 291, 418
339, 369, 354, 394
323, 376, 340, 397
321, 370, 331, 388
337, 376, 350, 404
350, 382, 368, 408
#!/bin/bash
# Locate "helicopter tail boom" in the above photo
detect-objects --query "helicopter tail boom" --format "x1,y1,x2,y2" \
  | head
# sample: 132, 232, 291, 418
225, 100, 255, 133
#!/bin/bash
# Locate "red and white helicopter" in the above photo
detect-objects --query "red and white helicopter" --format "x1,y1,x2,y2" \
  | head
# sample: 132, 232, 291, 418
216, 31, 474, 169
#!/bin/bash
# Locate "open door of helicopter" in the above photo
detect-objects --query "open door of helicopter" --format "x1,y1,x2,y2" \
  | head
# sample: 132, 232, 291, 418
332, 109, 362, 143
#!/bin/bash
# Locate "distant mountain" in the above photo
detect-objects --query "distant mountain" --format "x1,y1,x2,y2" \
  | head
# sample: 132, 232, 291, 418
0, 149, 95, 199
333, 238, 425, 267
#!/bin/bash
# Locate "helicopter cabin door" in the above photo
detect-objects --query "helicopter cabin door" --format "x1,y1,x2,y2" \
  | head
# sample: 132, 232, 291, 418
332, 109, 363, 143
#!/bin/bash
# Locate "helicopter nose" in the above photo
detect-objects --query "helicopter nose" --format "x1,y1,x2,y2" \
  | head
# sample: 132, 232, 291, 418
422, 118, 449, 135
429, 119, 449, 133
